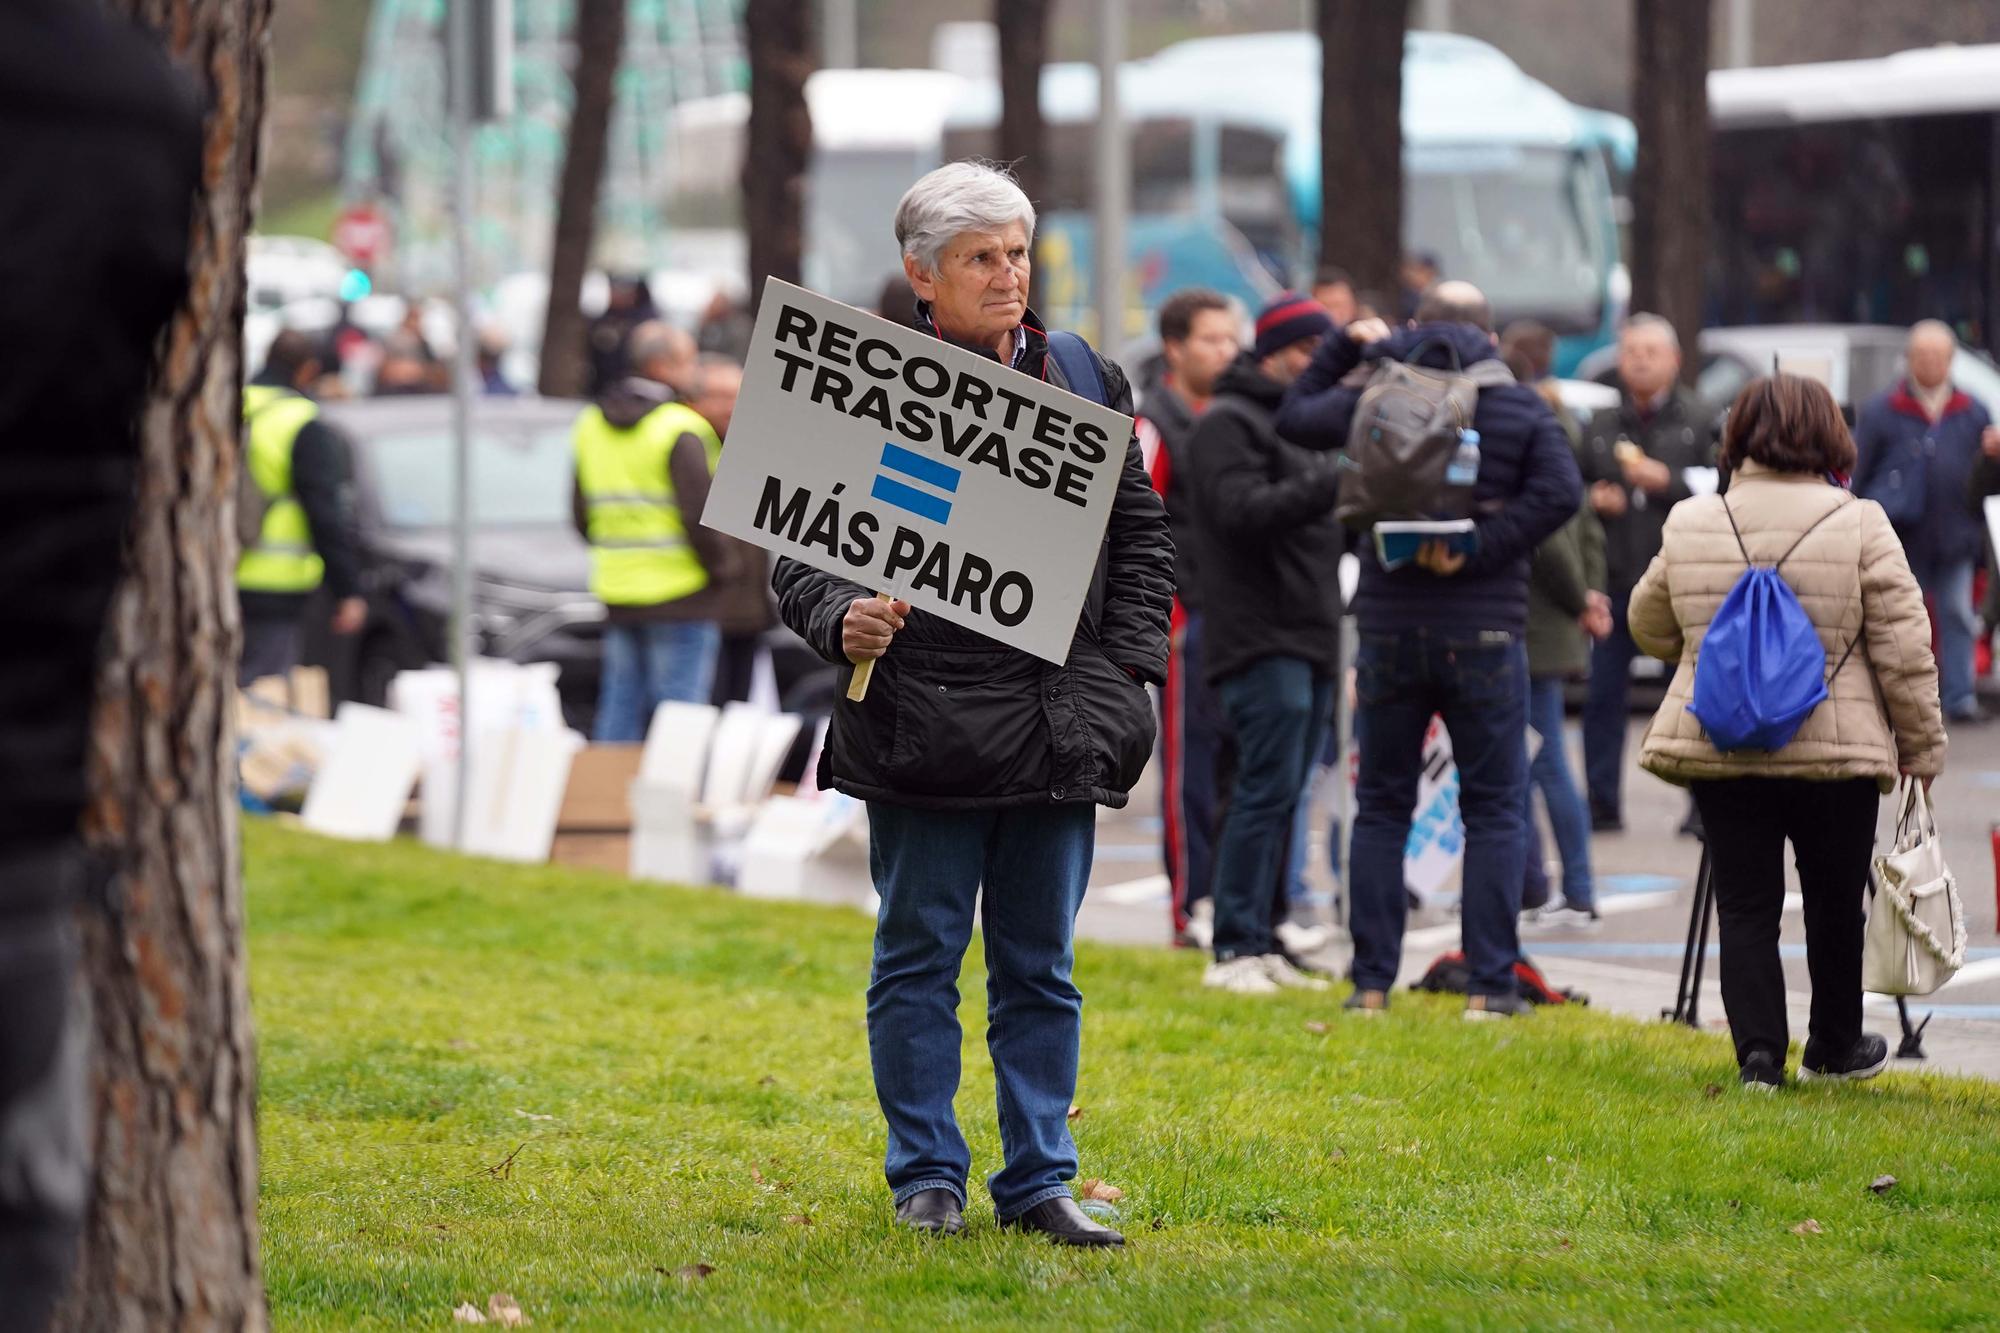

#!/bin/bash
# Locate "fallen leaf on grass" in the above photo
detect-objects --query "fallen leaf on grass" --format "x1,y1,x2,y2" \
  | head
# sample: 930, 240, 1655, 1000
1078, 1179, 1124, 1203
784, 1214, 814, 1227
1328, 1147, 1347, 1163
512, 1109, 554, 1122
1871, 1175, 1898, 1195
1303, 1021, 1329, 1035
1791, 1219, 1824, 1236
1067, 1104, 1083, 1120
750, 1168, 792, 1193
452, 1304, 487, 1325
674, 1263, 715, 1282
1704, 1083, 1723, 1099
758, 1075, 777, 1087
486, 1293, 531, 1327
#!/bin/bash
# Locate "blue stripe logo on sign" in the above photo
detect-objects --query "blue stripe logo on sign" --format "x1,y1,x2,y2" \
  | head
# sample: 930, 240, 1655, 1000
872, 441, 960, 524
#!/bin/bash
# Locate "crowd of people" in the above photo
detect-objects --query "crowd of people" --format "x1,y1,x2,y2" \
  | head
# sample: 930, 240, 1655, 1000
228, 281, 764, 735
1134, 275, 1998, 1044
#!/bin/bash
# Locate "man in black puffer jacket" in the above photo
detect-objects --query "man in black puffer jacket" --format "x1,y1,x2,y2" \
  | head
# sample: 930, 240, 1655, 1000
1183, 294, 1343, 995
774, 163, 1170, 1249
1275, 282, 1582, 1019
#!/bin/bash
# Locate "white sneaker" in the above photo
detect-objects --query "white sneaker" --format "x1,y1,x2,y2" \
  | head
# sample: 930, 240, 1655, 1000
1260, 954, 1332, 991
1530, 901, 1603, 930
1203, 955, 1281, 995
1182, 899, 1215, 951
1275, 918, 1332, 955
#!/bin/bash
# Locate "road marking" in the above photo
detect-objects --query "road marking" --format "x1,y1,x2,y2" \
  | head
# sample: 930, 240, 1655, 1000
1096, 874, 1169, 906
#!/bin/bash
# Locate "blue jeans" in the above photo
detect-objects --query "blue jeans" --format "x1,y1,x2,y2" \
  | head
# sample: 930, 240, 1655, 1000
1212, 657, 1335, 960
1915, 556, 1979, 718
592, 619, 721, 742
1582, 590, 1637, 818
1524, 676, 1594, 910
1349, 630, 1528, 996
865, 801, 1094, 1220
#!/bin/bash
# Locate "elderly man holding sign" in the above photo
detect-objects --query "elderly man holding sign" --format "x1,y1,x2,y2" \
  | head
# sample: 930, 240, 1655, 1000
711, 163, 1170, 1244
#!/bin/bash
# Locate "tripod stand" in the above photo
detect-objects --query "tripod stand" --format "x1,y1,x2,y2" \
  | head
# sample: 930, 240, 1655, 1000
1665, 844, 1715, 1028
1665, 838, 1930, 1058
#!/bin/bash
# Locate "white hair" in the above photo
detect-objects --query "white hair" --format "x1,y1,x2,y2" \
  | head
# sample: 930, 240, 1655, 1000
893, 161, 1037, 276
1622, 312, 1680, 353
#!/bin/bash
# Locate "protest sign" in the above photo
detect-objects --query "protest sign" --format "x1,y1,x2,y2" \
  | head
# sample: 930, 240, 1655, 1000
703, 278, 1135, 665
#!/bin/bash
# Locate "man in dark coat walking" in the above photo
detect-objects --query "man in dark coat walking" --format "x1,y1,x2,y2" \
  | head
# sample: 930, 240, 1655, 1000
1275, 282, 1582, 1018
774, 163, 1171, 1248
1853, 320, 2000, 724
1182, 294, 1343, 994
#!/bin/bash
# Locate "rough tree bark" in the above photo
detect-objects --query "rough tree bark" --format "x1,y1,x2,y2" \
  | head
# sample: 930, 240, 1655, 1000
62, 0, 272, 1328
1318, 0, 1410, 302
996, 0, 1052, 306
539, 0, 628, 398
1630, 0, 1712, 384
743, 0, 813, 313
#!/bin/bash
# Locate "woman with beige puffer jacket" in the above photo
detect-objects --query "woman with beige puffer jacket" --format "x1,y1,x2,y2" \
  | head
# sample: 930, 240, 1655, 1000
1629, 373, 1946, 1091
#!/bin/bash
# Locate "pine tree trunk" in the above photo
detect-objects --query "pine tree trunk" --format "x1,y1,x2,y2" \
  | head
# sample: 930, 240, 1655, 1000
539, 0, 628, 398
1631, 0, 1712, 384
743, 0, 813, 312
996, 0, 1052, 307
1318, 0, 1410, 302
60, 0, 272, 1328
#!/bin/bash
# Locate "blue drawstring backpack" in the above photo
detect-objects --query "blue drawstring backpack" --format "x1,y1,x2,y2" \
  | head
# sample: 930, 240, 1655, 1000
1689, 497, 1857, 753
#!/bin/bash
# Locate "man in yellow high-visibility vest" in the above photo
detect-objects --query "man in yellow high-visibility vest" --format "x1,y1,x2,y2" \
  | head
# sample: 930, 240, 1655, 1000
238, 330, 366, 686
570, 320, 732, 741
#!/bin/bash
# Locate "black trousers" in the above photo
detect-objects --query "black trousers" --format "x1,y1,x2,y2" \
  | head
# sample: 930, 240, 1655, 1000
1690, 777, 1879, 1067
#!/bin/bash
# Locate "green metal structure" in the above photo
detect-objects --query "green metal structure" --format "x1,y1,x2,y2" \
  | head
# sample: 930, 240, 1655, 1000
343, 0, 746, 293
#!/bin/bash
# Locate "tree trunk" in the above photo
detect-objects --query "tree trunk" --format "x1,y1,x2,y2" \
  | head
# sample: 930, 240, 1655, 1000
63, 0, 272, 1328
743, 0, 813, 312
1317, 0, 1409, 302
996, 0, 1052, 308
1631, 0, 1712, 384
539, 0, 628, 398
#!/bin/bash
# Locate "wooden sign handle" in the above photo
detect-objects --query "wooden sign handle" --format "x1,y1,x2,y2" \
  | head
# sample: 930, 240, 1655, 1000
845, 591, 894, 702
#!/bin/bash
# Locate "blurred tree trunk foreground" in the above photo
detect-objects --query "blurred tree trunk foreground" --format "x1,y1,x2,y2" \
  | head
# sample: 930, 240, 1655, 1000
744, 0, 813, 312
1317, 0, 1409, 302
1630, 0, 1712, 384
539, 0, 628, 397
64, 0, 272, 1327
996, 0, 1051, 306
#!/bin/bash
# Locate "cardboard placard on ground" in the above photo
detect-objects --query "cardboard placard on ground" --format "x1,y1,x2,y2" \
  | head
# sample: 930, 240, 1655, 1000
299, 703, 422, 842
702, 278, 1135, 664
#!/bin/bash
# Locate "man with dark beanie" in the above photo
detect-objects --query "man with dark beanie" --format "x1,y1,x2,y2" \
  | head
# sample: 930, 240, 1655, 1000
1186, 294, 1344, 994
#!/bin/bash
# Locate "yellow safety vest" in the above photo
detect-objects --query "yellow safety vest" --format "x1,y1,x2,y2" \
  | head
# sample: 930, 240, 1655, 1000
572, 400, 722, 607
237, 385, 326, 594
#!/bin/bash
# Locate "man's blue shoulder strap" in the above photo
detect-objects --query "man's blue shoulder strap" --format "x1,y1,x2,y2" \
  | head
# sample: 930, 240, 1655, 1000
1045, 330, 1108, 408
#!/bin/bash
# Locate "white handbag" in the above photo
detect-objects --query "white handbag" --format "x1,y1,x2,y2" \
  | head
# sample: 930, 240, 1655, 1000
1862, 779, 1965, 997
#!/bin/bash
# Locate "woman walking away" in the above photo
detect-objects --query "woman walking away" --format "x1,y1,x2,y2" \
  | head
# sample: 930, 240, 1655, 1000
1628, 374, 1946, 1091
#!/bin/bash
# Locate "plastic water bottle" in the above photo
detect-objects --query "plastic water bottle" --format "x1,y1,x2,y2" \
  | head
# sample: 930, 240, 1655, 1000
1445, 427, 1481, 487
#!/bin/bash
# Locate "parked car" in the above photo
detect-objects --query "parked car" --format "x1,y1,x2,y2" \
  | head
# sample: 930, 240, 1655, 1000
1574, 323, 2000, 419
302, 396, 835, 740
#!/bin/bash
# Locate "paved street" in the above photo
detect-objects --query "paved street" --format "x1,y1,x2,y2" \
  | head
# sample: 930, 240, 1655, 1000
1077, 702, 2000, 1081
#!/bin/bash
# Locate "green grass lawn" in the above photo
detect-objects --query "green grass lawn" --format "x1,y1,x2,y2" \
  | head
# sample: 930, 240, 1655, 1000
249, 820, 2000, 1330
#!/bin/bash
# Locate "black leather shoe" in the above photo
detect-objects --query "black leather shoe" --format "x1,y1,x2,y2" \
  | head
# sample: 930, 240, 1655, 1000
894, 1188, 964, 1235
1001, 1196, 1125, 1247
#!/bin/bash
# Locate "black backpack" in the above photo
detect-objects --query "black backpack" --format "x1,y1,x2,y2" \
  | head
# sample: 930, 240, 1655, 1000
1334, 341, 1513, 530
